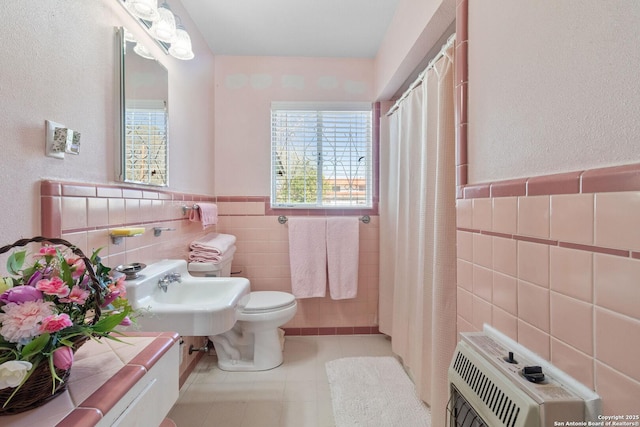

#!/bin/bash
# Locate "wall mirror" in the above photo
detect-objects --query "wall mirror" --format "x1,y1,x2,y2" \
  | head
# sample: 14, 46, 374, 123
117, 27, 169, 187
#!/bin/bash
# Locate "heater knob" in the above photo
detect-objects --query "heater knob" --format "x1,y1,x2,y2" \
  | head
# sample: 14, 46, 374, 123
503, 351, 518, 364
522, 365, 545, 383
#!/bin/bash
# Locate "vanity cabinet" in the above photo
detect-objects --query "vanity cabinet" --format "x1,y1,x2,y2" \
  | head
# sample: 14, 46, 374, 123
97, 337, 178, 427
3, 332, 180, 427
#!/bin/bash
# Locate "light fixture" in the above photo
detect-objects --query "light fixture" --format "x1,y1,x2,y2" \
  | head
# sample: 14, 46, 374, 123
121, 0, 195, 60
125, 0, 159, 22
149, 4, 176, 43
169, 27, 194, 60
133, 42, 155, 60
123, 27, 137, 43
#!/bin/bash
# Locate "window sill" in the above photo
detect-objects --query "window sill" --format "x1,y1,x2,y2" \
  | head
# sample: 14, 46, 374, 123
265, 203, 378, 217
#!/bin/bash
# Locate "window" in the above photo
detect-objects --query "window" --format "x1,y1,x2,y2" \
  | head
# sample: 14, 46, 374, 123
124, 100, 167, 186
271, 102, 373, 208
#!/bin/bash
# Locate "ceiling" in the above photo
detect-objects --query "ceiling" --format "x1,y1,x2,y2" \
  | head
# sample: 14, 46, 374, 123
180, 0, 401, 58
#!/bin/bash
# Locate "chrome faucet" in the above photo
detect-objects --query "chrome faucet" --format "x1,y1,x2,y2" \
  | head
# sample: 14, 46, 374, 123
158, 272, 182, 292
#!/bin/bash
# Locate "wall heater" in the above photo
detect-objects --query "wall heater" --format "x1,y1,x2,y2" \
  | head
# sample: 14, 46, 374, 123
447, 330, 601, 427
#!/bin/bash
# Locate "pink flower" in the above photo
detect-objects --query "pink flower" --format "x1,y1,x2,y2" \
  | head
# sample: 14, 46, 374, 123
66, 257, 86, 280
35, 247, 58, 257
52, 346, 74, 370
108, 275, 127, 298
119, 316, 132, 327
59, 286, 90, 304
101, 290, 120, 307
25, 269, 43, 287
35, 277, 70, 298
39, 313, 73, 333
0, 286, 43, 304
0, 300, 55, 344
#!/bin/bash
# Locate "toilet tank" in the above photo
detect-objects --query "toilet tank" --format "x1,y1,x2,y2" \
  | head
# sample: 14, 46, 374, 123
188, 257, 233, 277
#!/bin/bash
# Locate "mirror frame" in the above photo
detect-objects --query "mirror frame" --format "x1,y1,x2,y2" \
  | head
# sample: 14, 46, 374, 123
116, 26, 169, 187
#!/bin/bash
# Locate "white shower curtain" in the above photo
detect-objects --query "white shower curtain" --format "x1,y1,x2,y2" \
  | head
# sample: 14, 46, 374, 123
379, 36, 457, 426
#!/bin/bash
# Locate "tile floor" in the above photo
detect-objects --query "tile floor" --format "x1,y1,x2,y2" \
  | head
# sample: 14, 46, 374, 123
168, 334, 394, 427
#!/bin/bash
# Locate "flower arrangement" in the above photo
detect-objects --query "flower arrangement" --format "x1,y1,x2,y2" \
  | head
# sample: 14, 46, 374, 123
0, 237, 133, 413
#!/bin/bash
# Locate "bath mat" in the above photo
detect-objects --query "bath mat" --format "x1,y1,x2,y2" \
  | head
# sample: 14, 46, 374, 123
325, 356, 431, 427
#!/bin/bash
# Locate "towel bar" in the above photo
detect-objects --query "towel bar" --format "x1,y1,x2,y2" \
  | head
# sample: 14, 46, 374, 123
277, 215, 370, 224
181, 204, 199, 215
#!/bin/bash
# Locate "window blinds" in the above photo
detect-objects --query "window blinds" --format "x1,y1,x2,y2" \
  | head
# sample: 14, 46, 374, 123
271, 102, 372, 208
125, 100, 167, 186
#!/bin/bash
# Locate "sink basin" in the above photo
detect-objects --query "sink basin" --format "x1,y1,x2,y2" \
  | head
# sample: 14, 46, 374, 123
122, 259, 250, 336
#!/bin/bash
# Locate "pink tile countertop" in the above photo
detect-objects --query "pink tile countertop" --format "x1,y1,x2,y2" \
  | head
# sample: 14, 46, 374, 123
3, 331, 179, 427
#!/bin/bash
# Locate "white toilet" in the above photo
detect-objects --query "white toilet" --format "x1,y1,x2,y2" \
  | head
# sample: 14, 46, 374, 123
188, 261, 297, 371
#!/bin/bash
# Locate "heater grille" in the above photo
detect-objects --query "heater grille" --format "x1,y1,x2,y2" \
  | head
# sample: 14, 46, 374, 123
447, 332, 589, 427
450, 351, 521, 427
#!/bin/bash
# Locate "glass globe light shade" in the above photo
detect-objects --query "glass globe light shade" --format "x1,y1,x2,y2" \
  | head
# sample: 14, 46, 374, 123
150, 7, 177, 43
126, 0, 159, 22
123, 28, 137, 43
169, 28, 194, 60
133, 42, 155, 60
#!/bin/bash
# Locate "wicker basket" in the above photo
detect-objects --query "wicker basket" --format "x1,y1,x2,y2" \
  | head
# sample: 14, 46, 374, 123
0, 237, 103, 415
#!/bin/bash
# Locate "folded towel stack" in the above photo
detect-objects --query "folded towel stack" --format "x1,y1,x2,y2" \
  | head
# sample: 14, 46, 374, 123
188, 233, 237, 265
189, 245, 236, 264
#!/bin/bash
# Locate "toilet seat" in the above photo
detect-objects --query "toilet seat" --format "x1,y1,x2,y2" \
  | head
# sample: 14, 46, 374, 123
242, 291, 296, 313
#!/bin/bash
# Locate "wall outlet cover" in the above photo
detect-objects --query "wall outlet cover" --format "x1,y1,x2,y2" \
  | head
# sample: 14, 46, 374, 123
45, 120, 65, 159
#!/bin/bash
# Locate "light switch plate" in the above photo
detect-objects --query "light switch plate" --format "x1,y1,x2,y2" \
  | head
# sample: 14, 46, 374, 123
45, 120, 66, 159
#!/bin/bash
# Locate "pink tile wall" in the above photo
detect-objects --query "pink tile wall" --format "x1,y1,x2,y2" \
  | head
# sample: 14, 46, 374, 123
42, 181, 380, 337
41, 181, 216, 269
455, 0, 469, 198
456, 163, 640, 414
41, 180, 217, 382
215, 197, 380, 333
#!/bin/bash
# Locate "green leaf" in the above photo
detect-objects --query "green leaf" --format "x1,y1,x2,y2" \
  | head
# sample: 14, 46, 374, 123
90, 247, 104, 265
48, 354, 63, 392
6, 250, 26, 275
21, 333, 50, 359
58, 252, 74, 286
100, 333, 130, 345
110, 298, 130, 310
57, 326, 86, 343
92, 309, 130, 333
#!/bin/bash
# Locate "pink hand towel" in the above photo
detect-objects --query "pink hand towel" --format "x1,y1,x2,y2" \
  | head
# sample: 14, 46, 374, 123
189, 203, 218, 229
326, 217, 359, 300
288, 217, 327, 298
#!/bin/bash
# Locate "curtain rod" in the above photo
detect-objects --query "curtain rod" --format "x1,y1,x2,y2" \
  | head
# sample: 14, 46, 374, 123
386, 34, 456, 117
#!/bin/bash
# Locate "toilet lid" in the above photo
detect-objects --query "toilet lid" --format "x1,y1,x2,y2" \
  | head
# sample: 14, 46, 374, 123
243, 291, 296, 313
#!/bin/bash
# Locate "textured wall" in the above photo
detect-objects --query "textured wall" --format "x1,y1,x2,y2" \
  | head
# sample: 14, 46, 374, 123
213, 55, 374, 197
0, 0, 215, 246
467, 0, 640, 183
373, 0, 456, 100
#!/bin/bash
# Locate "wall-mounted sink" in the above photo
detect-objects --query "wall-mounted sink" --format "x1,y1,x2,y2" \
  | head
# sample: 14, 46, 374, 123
122, 259, 250, 336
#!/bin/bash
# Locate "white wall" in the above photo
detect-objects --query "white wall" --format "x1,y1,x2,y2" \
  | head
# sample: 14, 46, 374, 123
213, 56, 374, 196
468, 0, 640, 183
0, 0, 215, 244
374, 0, 456, 100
